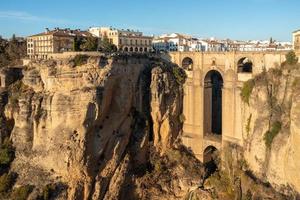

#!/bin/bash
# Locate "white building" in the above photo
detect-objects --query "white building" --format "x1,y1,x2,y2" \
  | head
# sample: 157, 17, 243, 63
153, 33, 192, 52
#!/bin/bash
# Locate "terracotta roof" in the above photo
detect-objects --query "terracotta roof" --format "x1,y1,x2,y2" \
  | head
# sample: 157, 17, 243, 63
29, 29, 93, 38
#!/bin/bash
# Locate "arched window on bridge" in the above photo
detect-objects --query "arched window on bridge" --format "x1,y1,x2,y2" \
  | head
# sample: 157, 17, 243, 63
129, 47, 133, 52
237, 57, 253, 73
182, 57, 193, 71
204, 70, 223, 135
124, 47, 128, 52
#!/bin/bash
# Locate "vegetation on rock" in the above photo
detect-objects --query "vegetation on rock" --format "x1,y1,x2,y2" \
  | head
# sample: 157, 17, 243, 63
0, 35, 26, 68
245, 114, 252, 136
99, 36, 117, 53
172, 65, 187, 85
285, 51, 298, 66
73, 54, 89, 66
0, 138, 14, 169
10, 185, 33, 200
0, 172, 16, 195
240, 79, 255, 105
264, 121, 282, 149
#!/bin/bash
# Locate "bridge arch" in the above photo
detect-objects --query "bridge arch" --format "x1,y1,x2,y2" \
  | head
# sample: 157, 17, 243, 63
204, 70, 223, 136
182, 57, 193, 71
237, 57, 253, 73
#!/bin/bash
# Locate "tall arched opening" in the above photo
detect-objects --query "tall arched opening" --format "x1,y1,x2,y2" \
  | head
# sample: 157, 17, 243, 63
204, 70, 223, 135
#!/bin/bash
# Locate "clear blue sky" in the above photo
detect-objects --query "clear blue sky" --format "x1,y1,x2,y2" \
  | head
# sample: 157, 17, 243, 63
0, 0, 299, 41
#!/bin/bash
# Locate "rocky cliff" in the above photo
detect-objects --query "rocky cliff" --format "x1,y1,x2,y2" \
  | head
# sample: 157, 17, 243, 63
240, 63, 300, 196
0, 54, 299, 200
0, 55, 206, 200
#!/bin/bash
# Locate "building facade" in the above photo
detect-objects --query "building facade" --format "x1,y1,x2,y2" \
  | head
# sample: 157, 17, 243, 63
89, 27, 153, 52
27, 28, 92, 59
293, 30, 300, 52
153, 33, 194, 52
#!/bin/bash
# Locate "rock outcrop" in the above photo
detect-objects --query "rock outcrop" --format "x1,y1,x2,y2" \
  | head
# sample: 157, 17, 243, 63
0, 55, 198, 199
241, 65, 300, 196
1, 54, 299, 200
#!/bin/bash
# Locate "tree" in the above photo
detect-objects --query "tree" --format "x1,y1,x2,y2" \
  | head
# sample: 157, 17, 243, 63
80, 36, 98, 51
285, 51, 298, 65
99, 36, 117, 53
73, 37, 82, 51
0, 35, 26, 68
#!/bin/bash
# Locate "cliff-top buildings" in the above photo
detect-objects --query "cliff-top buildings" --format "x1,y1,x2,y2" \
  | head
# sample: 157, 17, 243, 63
88, 27, 153, 52
25, 26, 297, 60
152, 33, 292, 53
27, 28, 93, 59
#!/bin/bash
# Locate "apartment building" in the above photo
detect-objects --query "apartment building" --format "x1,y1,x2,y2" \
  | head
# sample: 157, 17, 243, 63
293, 29, 300, 52
89, 27, 153, 52
27, 28, 92, 59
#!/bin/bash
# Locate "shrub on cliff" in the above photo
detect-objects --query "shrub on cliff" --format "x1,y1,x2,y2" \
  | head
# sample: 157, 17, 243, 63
264, 121, 282, 149
0, 138, 15, 169
285, 51, 298, 66
240, 79, 255, 105
10, 185, 33, 200
0, 172, 16, 195
0, 35, 26, 68
80, 36, 98, 51
172, 66, 187, 85
99, 36, 117, 53
73, 55, 89, 66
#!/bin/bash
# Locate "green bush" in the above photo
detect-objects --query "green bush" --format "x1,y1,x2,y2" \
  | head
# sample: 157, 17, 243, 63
285, 51, 298, 65
0, 173, 15, 194
11, 185, 33, 200
264, 121, 282, 148
0, 138, 15, 167
240, 79, 255, 105
172, 66, 187, 85
245, 114, 252, 135
73, 55, 89, 66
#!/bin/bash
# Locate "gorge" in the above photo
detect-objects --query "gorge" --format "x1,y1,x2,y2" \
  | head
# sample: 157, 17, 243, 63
0, 52, 299, 200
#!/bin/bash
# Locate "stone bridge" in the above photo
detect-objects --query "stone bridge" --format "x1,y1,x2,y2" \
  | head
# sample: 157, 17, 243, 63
167, 51, 287, 162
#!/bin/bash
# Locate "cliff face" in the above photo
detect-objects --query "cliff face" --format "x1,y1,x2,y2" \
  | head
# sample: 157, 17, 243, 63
241, 65, 300, 195
1, 55, 198, 200
1, 54, 299, 199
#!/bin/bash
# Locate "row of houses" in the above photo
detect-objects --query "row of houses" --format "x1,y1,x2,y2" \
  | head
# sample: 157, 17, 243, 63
26, 27, 299, 59
27, 27, 153, 59
152, 33, 293, 53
